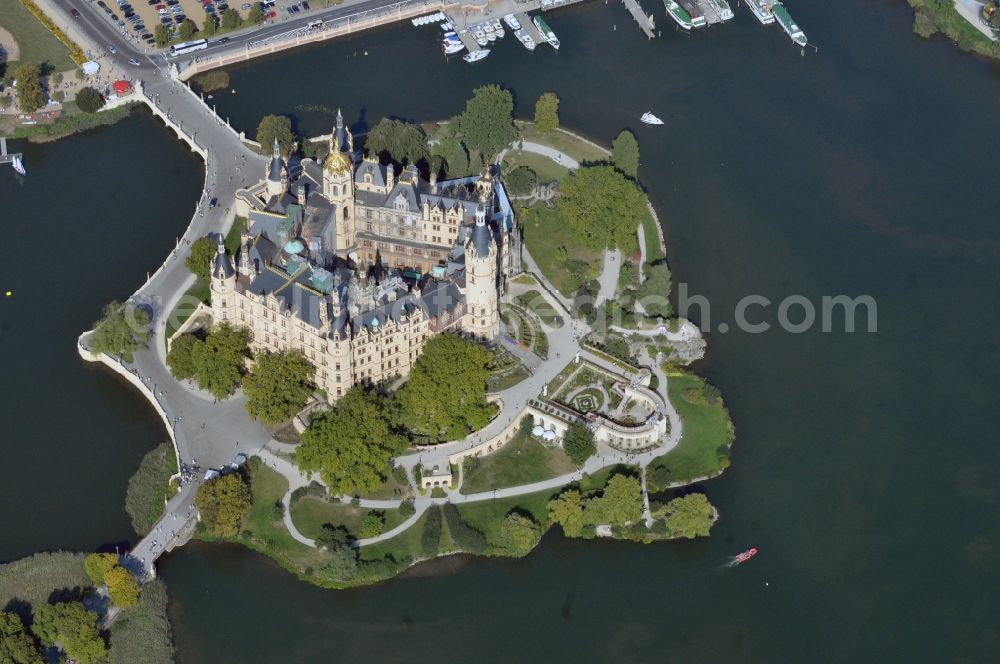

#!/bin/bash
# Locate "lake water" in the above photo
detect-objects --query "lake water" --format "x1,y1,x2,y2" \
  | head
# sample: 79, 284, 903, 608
2, 0, 998, 660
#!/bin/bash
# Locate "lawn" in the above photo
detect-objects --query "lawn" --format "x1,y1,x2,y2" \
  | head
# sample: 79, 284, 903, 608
648, 374, 734, 489
0, 0, 76, 71
513, 290, 564, 327
164, 277, 210, 341
502, 149, 570, 184
516, 121, 610, 163
461, 432, 578, 494
488, 362, 531, 392
289, 497, 405, 540
639, 207, 665, 263
359, 509, 427, 562
456, 489, 555, 546
520, 204, 602, 298
357, 465, 412, 500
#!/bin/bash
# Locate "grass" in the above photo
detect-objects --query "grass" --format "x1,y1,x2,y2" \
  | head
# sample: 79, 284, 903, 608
164, 277, 210, 341
359, 510, 427, 563
520, 204, 602, 298
488, 362, 531, 392
502, 149, 570, 184
125, 442, 178, 536
515, 121, 610, 163
0, 552, 174, 663
289, 497, 405, 540
0, 0, 77, 71
513, 290, 564, 327
10, 103, 135, 141
456, 490, 554, 546
639, 207, 665, 263
648, 374, 734, 488
357, 465, 411, 500
461, 432, 577, 494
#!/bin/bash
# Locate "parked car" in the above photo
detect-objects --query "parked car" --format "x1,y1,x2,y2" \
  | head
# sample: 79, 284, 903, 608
97, 1, 107, 7
128, 57, 141, 65
107, 43, 117, 53
300, 1, 309, 9
241, 2, 250, 8
70, 8, 81, 17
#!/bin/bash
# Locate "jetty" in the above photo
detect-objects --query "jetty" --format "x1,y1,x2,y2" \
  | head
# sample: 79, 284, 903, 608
0, 137, 22, 166
622, 0, 656, 38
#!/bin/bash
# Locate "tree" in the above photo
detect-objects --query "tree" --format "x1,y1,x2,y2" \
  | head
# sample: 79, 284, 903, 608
185, 236, 217, 279
83, 552, 118, 585
395, 333, 495, 442
661, 493, 714, 538
104, 565, 140, 608
547, 489, 585, 537
166, 333, 200, 380
246, 2, 265, 25
195, 472, 252, 537
365, 118, 429, 166
496, 512, 542, 556
419, 506, 442, 558
0, 611, 43, 664
186, 324, 250, 400
154, 24, 171, 47
202, 14, 217, 36
75, 86, 103, 113
256, 114, 294, 156
178, 18, 196, 40
359, 511, 385, 539
562, 422, 595, 465
504, 166, 537, 196
13, 63, 44, 112
90, 300, 150, 362
31, 602, 106, 664
534, 92, 559, 134
611, 129, 640, 178
635, 261, 672, 319
430, 136, 469, 178
316, 523, 353, 549
297, 386, 407, 495
558, 165, 646, 252
243, 351, 315, 425
221, 8, 241, 30
456, 84, 518, 161
599, 474, 644, 527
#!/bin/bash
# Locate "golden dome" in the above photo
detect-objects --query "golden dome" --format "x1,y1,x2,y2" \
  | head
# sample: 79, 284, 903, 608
324, 150, 351, 176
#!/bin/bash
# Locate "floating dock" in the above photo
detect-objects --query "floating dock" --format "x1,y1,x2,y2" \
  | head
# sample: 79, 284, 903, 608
622, 0, 656, 38
0, 137, 22, 166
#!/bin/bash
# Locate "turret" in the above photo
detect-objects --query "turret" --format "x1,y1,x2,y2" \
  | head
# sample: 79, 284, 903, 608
463, 205, 499, 339
210, 236, 237, 324
265, 137, 285, 198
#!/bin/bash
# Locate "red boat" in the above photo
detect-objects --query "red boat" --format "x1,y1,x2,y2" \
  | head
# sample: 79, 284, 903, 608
734, 547, 758, 564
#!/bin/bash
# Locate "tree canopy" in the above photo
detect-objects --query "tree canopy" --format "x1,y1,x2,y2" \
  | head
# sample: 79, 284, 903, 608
496, 512, 542, 556
13, 63, 44, 112
558, 165, 646, 252
431, 136, 470, 178
534, 92, 560, 134
247, 1, 265, 24
195, 472, 252, 537
243, 351, 315, 425
31, 602, 106, 664
202, 14, 217, 36
221, 8, 241, 30
178, 18, 196, 39
661, 493, 714, 538
562, 422, 596, 465
504, 166, 537, 196
83, 552, 118, 585
104, 565, 140, 608
0, 611, 42, 664
365, 118, 429, 166
635, 261, 672, 319
611, 129, 640, 178
185, 236, 216, 279
154, 24, 171, 47
599, 474, 644, 527
297, 386, 407, 495
166, 324, 250, 400
456, 85, 518, 161
548, 489, 585, 537
395, 333, 495, 442
90, 300, 150, 362
75, 87, 103, 113
256, 114, 295, 156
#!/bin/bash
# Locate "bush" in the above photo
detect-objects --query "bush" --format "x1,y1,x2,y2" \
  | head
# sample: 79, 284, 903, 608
442, 503, 487, 554
399, 499, 416, 517
359, 511, 385, 539
505, 166, 537, 196
420, 506, 442, 558
125, 442, 176, 535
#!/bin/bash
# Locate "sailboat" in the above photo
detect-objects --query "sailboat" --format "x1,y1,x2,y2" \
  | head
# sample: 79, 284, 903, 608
640, 112, 664, 125
11, 155, 26, 176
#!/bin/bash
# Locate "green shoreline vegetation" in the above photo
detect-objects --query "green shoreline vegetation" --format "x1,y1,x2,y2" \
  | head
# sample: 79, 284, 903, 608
908, 0, 1000, 59
125, 442, 178, 536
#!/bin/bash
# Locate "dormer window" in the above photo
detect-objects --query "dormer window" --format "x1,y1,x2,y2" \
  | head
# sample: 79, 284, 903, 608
365, 173, 372, 184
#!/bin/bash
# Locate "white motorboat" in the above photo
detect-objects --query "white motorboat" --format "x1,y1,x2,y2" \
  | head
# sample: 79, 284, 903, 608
463, 48, 490, 62
484, 24, 496, 41
640, 112, 664, 125
503, 13, 521, 30
515, 29, 536, 50
474, 30, 488, 46
443, 41, 464, 54
492, 18, 505, 38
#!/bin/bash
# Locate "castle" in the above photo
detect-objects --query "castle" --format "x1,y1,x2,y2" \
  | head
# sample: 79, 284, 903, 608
209, 111, 519, 402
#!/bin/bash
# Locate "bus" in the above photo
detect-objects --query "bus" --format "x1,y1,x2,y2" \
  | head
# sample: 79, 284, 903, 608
169, 39, 208, 56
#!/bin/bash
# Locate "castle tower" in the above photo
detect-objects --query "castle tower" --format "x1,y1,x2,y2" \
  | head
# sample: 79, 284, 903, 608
323, 109, 355, 253
210, 236, 237, 324
463, 202, 499, 339
476, 165, 494, 202
265, 138, 285, 199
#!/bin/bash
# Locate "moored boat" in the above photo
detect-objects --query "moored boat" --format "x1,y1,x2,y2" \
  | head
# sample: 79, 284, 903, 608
745, 0, 775, 24
663, 0, 694, 30
11, 155, 26, 176
503, 13, 521, 30
463, 48, 490, 62
474, 29, 488, 46
492, 19, 505, 38
484, 24, 497, 42
772, 3, 807, 46
533, 15, 560, 49
515, 29, 536, 50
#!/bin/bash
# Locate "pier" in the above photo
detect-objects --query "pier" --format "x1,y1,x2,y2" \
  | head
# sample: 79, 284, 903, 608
0, 137, 22, 166
622, 0, 656, 38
